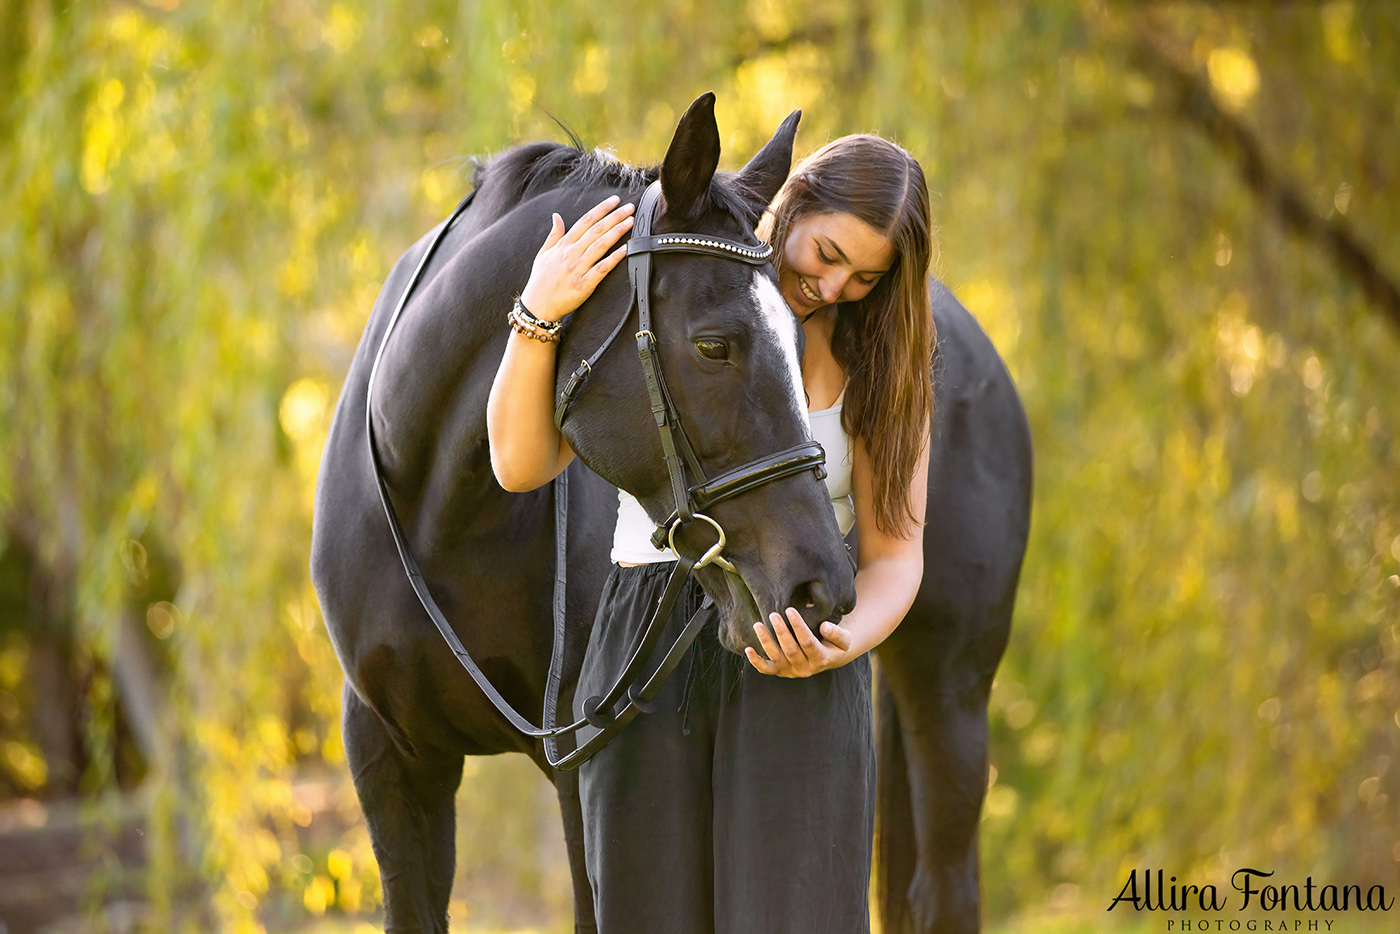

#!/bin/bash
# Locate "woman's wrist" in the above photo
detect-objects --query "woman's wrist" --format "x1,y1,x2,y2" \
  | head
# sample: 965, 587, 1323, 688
508, 298, 563, 344
517, 284, 573, 323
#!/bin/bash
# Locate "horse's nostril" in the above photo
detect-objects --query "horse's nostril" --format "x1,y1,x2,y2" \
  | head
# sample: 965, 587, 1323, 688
789, 580, 834, 622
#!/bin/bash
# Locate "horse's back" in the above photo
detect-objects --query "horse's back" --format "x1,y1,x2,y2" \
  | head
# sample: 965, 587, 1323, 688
310, 148, 559, 635
926, 280, 1033, 604
898, 279, 1031, 689
872, 280, 1032, 934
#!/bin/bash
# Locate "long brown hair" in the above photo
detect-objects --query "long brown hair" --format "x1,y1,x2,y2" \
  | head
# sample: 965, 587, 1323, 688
758, 135, 934, 537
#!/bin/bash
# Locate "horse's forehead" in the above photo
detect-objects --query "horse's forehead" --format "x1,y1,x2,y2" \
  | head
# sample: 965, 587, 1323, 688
656, 201, 751, 239
747, 274, 810, 431
659, 264, 808, 431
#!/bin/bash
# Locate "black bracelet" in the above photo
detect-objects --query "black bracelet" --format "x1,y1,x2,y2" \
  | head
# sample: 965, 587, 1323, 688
513, 297, 562, 335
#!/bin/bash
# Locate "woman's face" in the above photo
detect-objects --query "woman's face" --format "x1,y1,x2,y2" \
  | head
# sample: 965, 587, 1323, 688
777, 212, 896, 315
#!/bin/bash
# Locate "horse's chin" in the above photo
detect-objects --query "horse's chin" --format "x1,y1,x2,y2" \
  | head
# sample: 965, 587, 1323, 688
712, 566, 764, 656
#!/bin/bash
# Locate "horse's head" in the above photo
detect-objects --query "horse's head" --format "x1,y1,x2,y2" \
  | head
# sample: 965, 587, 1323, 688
557, 93, 857, 655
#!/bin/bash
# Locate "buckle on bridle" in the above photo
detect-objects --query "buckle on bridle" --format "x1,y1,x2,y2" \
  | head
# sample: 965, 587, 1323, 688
667, 512, 737, 572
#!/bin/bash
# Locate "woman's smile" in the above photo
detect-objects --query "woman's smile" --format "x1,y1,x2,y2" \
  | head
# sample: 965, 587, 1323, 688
778, 211, 895, 312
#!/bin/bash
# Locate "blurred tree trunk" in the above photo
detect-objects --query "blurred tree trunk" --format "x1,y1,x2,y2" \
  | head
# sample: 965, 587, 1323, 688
21, 546, 84, 796
0, 0, 30, 132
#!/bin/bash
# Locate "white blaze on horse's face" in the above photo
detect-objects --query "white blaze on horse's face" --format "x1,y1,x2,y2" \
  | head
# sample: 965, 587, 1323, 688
749, 274, 810, 432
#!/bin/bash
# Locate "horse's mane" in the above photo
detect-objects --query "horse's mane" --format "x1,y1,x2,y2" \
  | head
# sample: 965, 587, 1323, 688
471, 141, 764, 227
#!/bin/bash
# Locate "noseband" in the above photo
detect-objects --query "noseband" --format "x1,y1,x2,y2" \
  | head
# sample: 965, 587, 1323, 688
366, 180, 826, 769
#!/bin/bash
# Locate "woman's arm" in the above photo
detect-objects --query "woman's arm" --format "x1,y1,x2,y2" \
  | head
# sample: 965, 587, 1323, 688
746, 430, 931, 677
486, 197, 634, 492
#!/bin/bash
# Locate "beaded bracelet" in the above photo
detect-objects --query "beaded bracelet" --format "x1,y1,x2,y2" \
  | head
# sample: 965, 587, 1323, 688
508, 299, 562, 343
514, 299, 562, 335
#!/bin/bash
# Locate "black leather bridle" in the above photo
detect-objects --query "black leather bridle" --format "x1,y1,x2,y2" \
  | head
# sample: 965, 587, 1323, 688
366, 180, 826, 769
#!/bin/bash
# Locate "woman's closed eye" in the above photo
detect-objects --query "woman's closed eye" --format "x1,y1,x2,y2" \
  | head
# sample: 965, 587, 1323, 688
817, 244, 878, 286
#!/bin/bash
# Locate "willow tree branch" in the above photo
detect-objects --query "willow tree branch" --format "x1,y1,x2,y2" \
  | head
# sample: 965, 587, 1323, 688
1131, 31, 1400, 335
728, 24, 838, 69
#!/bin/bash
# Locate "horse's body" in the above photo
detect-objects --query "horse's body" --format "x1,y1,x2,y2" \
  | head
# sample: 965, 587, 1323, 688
312, 100, 1031, 934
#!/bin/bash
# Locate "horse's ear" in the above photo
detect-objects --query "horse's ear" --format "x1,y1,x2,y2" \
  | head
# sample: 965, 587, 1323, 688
660, 92, 721, 219
737, 109, 801, 206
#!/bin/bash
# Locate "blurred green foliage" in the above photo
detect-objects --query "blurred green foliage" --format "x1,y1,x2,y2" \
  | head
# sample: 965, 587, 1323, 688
0, 0, 1397, 931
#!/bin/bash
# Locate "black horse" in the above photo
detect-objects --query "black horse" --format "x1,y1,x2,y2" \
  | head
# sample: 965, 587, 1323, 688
311, 94, 1031, 934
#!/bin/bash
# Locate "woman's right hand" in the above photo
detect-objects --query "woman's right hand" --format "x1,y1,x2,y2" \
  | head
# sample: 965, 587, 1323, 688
517, 195, 635, 322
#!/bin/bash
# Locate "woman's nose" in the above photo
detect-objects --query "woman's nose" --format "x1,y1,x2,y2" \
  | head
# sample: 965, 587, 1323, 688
821, 272, 849, 303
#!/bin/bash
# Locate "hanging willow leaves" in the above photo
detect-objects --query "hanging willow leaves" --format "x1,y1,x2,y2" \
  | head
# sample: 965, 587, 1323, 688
1, 0, 1397, 930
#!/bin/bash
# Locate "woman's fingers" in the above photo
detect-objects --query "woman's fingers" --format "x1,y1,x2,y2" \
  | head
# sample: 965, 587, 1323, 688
582, 201, 635, 245
538, 213, 565, 253
769, 612, 810, 667
753, 621, 783, 665
561, 195, 622, 245
584, 244, 629, 285
789, 612, 825, 657
747, 611, 851, 679
745, 646, 778, 675
819, 621, 853, 652
579, 211, 634, 266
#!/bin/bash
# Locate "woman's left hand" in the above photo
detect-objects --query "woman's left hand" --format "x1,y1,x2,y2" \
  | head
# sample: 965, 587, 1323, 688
745, 607, 855, 678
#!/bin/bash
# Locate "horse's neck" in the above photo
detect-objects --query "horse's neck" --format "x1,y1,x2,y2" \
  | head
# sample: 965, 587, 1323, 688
370, 211, 530, 514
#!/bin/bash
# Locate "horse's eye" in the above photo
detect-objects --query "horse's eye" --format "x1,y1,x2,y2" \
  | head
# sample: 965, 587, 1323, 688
696, 339, 729, 361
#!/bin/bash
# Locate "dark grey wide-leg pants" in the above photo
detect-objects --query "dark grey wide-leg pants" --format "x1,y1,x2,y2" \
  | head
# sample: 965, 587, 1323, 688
575, 562, 875, 934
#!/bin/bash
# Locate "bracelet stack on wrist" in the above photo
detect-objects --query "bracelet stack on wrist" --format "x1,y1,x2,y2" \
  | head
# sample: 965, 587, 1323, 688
508, 298, 563, 343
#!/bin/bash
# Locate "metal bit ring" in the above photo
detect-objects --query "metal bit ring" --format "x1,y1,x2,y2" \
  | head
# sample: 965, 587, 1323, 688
668, 512, 736, 572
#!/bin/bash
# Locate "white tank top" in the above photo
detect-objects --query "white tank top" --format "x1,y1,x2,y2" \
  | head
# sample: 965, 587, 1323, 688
610, 403, 855, 563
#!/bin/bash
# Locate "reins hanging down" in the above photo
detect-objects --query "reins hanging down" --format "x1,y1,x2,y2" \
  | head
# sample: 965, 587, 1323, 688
366, 180, 827, 770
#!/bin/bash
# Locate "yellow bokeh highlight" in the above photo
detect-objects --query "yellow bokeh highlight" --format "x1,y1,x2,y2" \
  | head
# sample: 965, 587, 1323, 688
322, 4, 362, 54
1322, 2, 1355, 63
573, 44, 610, 95
749, 0, 793, 42
82, 78, 127, 194
4, 741, 47, 790
509, 74, 536, 116
280, 378, 329, 443
1207, 47, 1260, 110
958, 278, 1021, 358
724, 45, 821, 156
327, 848, 353, 880
304, 875, 336, 914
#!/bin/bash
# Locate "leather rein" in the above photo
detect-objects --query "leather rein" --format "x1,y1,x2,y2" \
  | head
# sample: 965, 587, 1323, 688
366, 180, 826, 770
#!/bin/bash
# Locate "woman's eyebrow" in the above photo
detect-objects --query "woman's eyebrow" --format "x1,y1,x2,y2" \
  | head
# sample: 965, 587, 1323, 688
822, 236, 851, 265
823, 236, 890, 275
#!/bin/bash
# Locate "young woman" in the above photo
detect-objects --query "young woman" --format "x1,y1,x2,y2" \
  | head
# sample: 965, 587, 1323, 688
487, 134, 933, 933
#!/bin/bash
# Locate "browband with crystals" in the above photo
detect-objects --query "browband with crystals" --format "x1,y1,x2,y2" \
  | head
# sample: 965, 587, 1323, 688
625, 234, 773, 264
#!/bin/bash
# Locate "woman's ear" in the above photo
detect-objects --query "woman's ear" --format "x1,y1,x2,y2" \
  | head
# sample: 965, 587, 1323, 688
660, 92, 721, 220
737, 109, 801, 206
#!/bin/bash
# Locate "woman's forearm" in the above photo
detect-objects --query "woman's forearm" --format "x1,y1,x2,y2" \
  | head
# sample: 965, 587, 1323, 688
486, 331, 572, 491
838, 553, 924, 658
485, 197, 635, 492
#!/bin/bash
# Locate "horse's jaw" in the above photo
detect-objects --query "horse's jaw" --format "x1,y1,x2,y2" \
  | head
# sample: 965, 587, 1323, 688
714, 566, 764, 656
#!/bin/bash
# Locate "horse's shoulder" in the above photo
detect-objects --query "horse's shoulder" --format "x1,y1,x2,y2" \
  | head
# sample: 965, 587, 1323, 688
925, 277, 1032, 471
927, 277, 1012, 398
